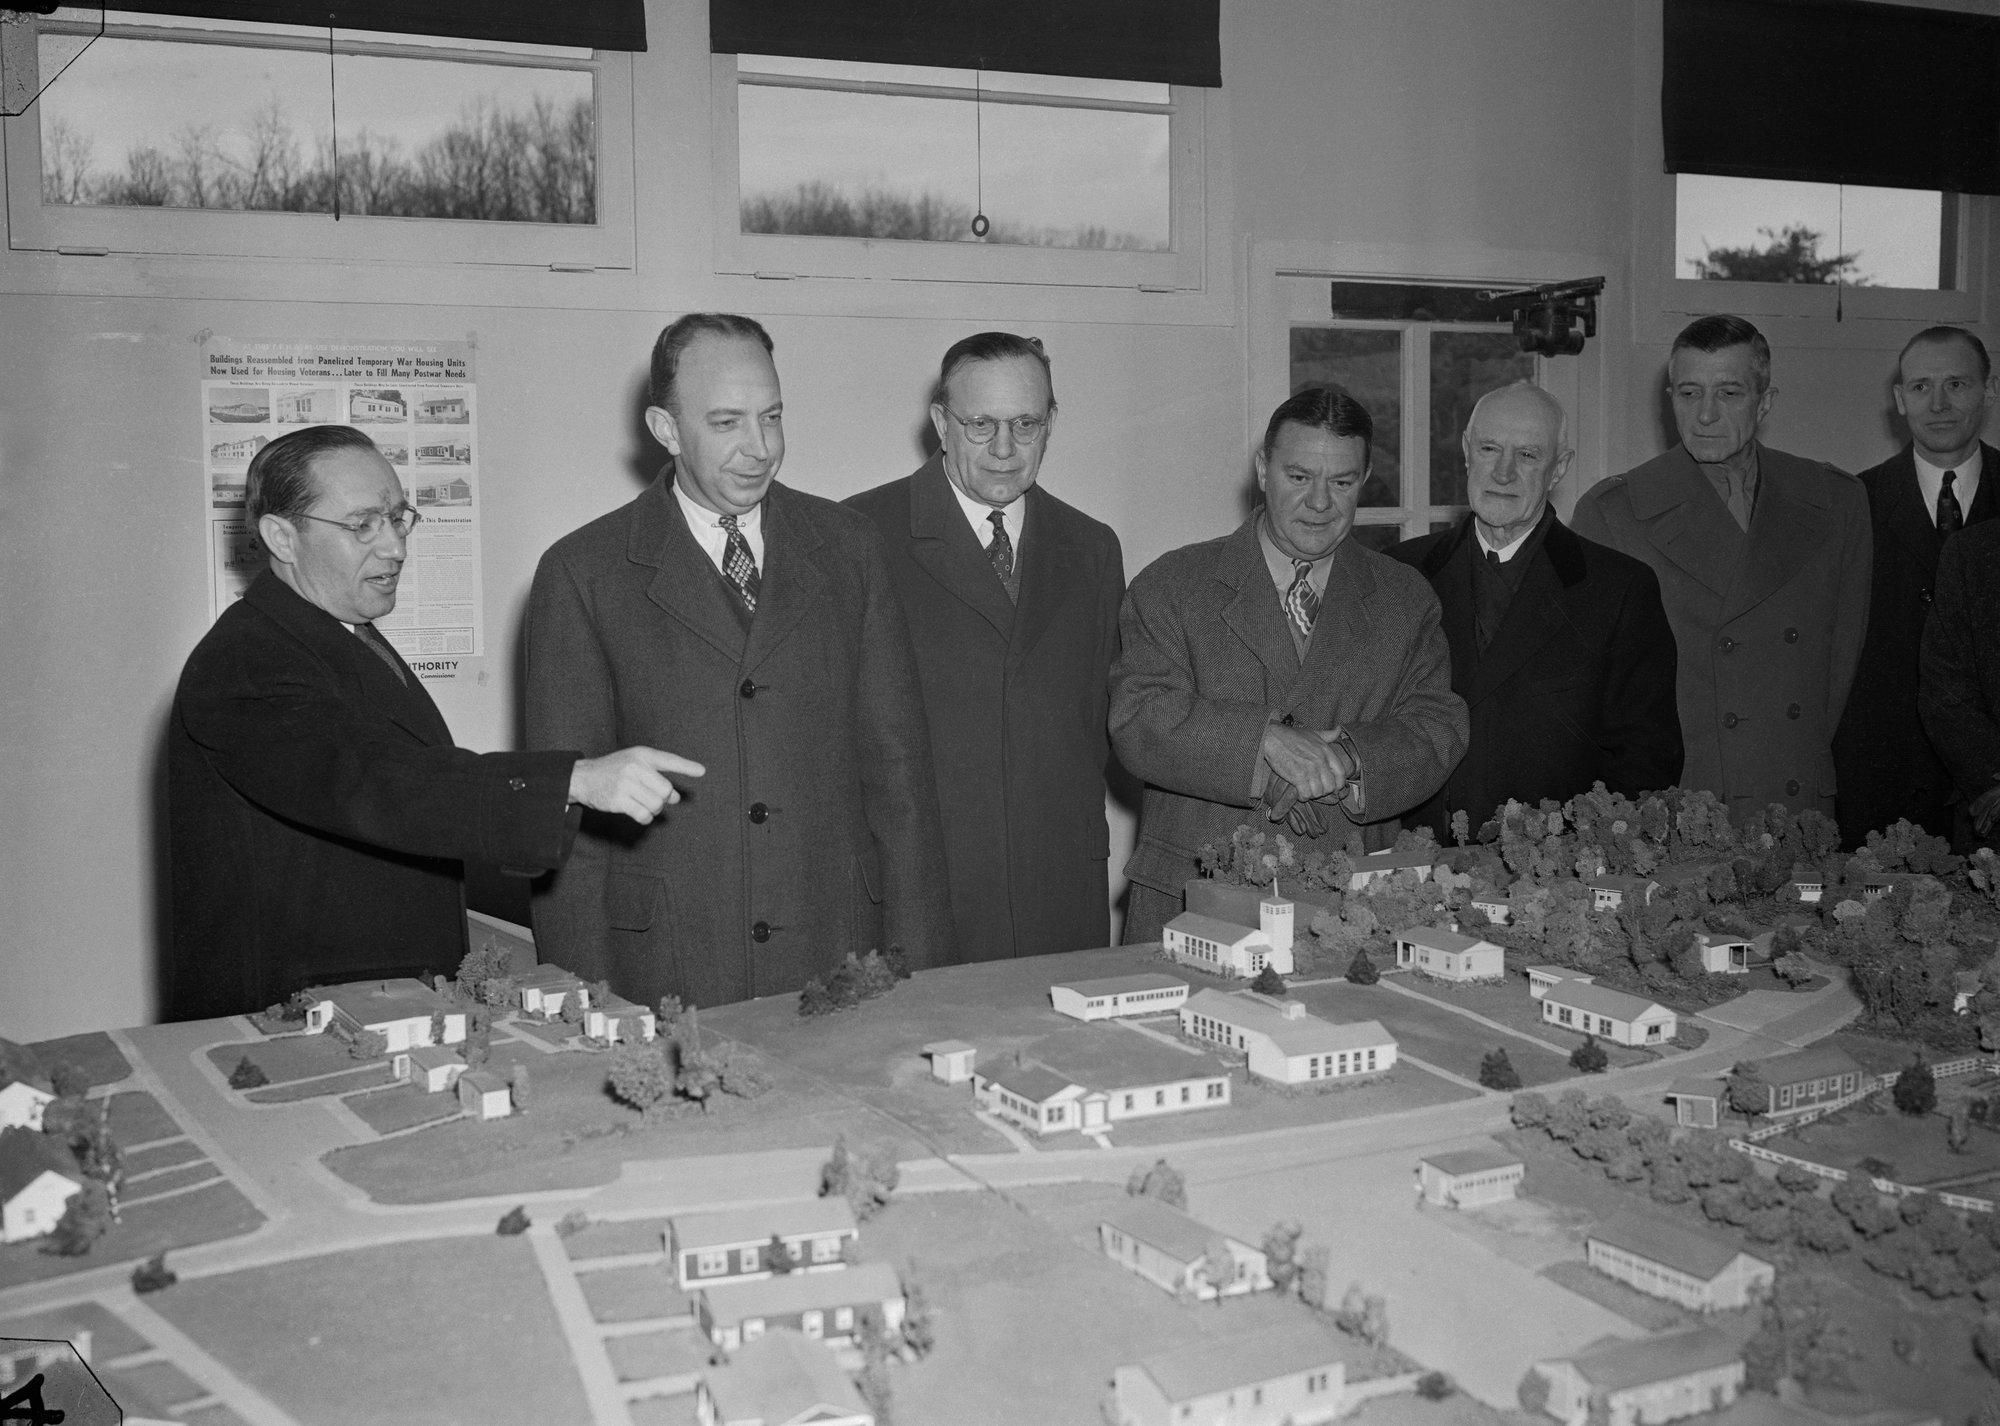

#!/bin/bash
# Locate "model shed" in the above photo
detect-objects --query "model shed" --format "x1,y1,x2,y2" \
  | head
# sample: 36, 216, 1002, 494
1586, 1214, 1774, 1312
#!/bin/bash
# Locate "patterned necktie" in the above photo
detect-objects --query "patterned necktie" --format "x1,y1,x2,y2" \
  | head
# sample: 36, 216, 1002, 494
355, 622, 408, 686
987, 510, 1017, 602
718, 513, 760, 614
1939, 470, 1965, 538
1724, 470, 1753, 533
1285, 559, 1320, 641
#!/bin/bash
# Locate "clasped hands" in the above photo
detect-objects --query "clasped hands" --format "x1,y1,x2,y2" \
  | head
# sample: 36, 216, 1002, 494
1259, 722, 1355, 838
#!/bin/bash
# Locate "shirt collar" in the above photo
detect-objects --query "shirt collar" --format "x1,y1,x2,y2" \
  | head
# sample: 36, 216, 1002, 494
1914, 445, 1983, 484
946, 474, 1022, 535
1256, 514, 1335, 592
672, 479, 761, 533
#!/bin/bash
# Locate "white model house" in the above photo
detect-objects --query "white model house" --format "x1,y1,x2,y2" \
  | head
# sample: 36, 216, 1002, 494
0, 1127, 83, 1244
516, 964, 591, 1017
1050, 973, 1190, 1021
696, 1328, 874, 1426
301, 979, 467, 1053
1540, 981, 1676, 1046
1113, 1321, 1351, 1426
0, 1077, 54, 1132
1470, 895, 1512, 925
697, 1260, 905, 1352
1530, 1327, 1745, 1426
456, 1070, 512, 1121
1586, 1215, 1774, 1312
396, 1045, 465, 1094
1347, 847, 1438, 890
1417, 1145, 1525, 1207
973, 1035, 1232, 1136
1098, 1195, 1272, 1300
670, 1198, 858, 1290
920, 1040, 977, 1084
585, 993, 656, 1044
1789, 877, 1824, 903
1693, 932, 1752, 974
1585, 874, 1658, 910
1526, 965, 1594, 999
1180, 990, 1396, 1084
1393, 926, 1504, 981
1665, 1077, 1724, 1129
1163, 884, 1296, 977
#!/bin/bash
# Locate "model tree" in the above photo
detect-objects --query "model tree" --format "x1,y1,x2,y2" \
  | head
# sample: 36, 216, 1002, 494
1249, 964, 1287, 997
1894, 1057, 1938, 1117
40, 1179, 111, 1257
606, 1044, 675, 1122
509, 1063, 530, 1111
131, 1252, 177, 1294
1125, 1158, 1187, 1210
763, 1232, 795, 1275
1724, 1063, 1769, 1126
899, 1275, 936, 1359
495, 1205, 530, 1235
1477, 1048, 1522, 1090
1261, 1220, 1304, 1295
820, 1136, 899, 1221
227, 1056, 268, 1090
1344, 948, 1380, 985
1196, 1235, 1241, 1302
1569, 1036, 1608, 1074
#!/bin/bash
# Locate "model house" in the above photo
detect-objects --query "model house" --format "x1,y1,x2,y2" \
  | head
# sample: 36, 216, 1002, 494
1957, 972, 1984, 1015
349, 390, 406, 420
1530, 1326, 1745, 1426
1112, 1321, 1351, 1426
0, 1075, 54, 1132
396, 1044, 465, 1094
1347, 847, 1437, 890
697, 1259, 905, 1352
696, 1327, 874, 1426
1526, 965, 1594, 999
1470, 895, 1512, 925
1694, 932, 1752, 974
920, 1040, 977, 1084
1184, 879, 1336, 934
1098, 1194, 1272, 1300
0, 1127, 83, 1244
516, 964, 591, 1017
301, 978, 467, 1053
1417, 1145, 1524, 1207
1664, 1077, 1724, 1129
1393, 925, 1504, 981
1735, 1046, 1866, 1119
670, 1198, 858, 1290
1789, 877, 1824, 904
1540, 981, 1676, 1046
1585, 874, 1659, 910
1050, 973, 1190, 1021
1586, 1214, 1774, 1312
585, 992, 656, 1044
1180, 989, 1396, 1084
456, 1069, 512, 1121
1163, 887, 1295, 977
974, 1035, 1233, 1135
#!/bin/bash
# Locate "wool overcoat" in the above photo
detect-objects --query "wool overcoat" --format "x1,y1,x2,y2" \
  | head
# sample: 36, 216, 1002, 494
1570, 443, 1871, 818
1387, 512, 1683, 841
846, 455, 1125, 962
167, 570, 579, 1022
1110, 517, 1467, 921
1919, 519, 2000, 828
1832, 444, 2000, 847
524, 477, 954, 1011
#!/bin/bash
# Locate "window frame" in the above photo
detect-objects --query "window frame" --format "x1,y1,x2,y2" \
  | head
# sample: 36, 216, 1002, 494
707, 52, 1207, 290
5, 14, 635, 268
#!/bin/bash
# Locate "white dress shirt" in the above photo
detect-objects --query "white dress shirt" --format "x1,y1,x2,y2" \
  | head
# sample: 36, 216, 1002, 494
674, 480, 765, 574
1914, 446, 1983, 527
948, 477, 1024, 557
1475, 520, 1536, 563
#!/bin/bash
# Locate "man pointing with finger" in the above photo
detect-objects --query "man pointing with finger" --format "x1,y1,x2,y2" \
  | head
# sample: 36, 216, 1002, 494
167, 424, 703, 1022
1110, 384, 1467, 942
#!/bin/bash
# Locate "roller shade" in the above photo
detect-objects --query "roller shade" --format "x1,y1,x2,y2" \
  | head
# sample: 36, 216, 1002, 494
106, 2, 646, 51
710, 0, 1221, 87
1663, 0, 2000, 194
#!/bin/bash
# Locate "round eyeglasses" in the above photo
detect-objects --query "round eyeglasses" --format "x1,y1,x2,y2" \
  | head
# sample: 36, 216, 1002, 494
940, 408, 1050, 445
292, 505, 422, 543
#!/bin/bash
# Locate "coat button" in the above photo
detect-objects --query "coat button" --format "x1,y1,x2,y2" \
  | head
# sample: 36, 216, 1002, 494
1722, 712, 1740, 729
1787, 703, 1801, 720
748, 802, 770, 824
1783, 627, 1799, 643
509, 777, 526, 791
1786, 779, 1802, 796
1920, 589, 1934, 607
740, 679, 757, 699
752, 921, 772, 943
1718, 637, 1737, 654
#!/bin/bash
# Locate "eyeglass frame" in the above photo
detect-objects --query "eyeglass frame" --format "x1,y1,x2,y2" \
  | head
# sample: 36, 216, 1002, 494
937, 407, 1053, 445
289, 504, 423, 544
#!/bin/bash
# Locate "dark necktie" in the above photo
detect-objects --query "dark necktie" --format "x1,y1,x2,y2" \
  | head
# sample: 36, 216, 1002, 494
1724, 470, 1753, 533
1285, 559, 1319, 641
356, 622, 408, 686
719, 513, 760, 614
1939, 470, 1964, 538
988, 510, 1017, 603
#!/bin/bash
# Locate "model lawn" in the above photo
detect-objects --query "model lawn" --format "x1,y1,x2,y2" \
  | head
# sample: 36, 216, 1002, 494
1293, 978, 1584, 1084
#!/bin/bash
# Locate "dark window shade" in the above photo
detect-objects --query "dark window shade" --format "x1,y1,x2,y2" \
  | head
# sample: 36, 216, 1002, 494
711, 0, 1220, 88
1664, 0, 2000, 194
104, 2, 646, 51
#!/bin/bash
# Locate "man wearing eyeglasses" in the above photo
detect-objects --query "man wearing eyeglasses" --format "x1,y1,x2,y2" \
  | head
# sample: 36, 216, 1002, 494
166, 424, 703, 1023
848, 333, 1125, 962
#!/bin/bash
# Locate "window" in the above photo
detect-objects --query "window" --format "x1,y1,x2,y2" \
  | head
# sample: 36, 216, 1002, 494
811, 1235, 839, 1263
833, 1307, 854, 1332
694, 1249, 726, 1278
7, 10, 633, 266
1676, 175, 1953, 290
711, 53, 1206, 288
738, 1246, 759, 1273
802, 1310, 823, 1339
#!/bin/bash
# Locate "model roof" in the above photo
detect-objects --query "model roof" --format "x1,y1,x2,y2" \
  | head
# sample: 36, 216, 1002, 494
1709, 1393, 1939, 1426
594, 991, 646, 1015
1667, 1077, 1723, 1100
1526, 964, 1586, 978
1394, 926, 1497, 953
1030, 1030, 1228, 1089
1542, 980, 1670, 1022
701, 1260, 902, 1322
310, 978, 453, 1023
516, 964, 582, 988
1695, 931, 1752, 947
1052, 973, 1188, 999
1589, 1212, 1765, 1280
1562, 1325, 1741, 1390
0, 1126, 80, 1200
1100, 1193, 1236, 1264
921, 1039, 975, 1056
1587, 873, 1655, 890
1421, 1145, 1522, 1176
460, 1069, 508, 1094
1164, 912, 1264, 944
701, 1327, 871, 1425
0, 1039, 48, 1092
674, 1197, 857, 1252
406, 1045, 460, 1069
1133, 1319, 1359, 1401
1354, 848, 1437, 870
1182, 990, 1394, 1057
982, 1062, 1078, 1103
1745, 1044, 1863, 1087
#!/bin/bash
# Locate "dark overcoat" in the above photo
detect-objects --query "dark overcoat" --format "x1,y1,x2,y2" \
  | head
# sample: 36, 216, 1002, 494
1832, 445, 2000, 847
1110, 518, 1467, 927
1387, 513, 1682, 840
524, 477, 954, 1011
1570, 443, 1871, 818
166, 570, 578, 1022
1919, 519, 2000, 829
846, 456, 1124, 962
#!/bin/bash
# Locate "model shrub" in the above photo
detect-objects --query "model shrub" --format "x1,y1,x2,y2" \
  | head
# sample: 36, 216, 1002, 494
1415, 1371, 1455, 1400
131, 1252, 177, 1294
1250, 964, 1288, 997
227, 1056, 268, 1090
496, 1205, 530, 1235
1569, 1035, 1609, 1074
1893, 1057, 1937, 1116
1478, 1048, 1521, 1090
1344, 948, 1379, 985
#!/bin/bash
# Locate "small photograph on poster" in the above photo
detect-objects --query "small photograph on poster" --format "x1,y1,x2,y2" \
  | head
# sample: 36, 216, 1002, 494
411, 389, 471, 424
208, 387, 271, 423
414, 470, 474, 508
211, 472, 249, 507
348, 388, 409, 424
210, 517, 262, 609
275, 387, 340, 424
208, 432, 269, 466
376, 440, 411, 467
415, 439, 472, 466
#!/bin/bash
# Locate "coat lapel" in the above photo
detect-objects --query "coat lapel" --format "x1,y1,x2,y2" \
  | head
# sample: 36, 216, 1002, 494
907, 455, 1016, 639
1877, 449, 1941, 574
1216, 517, 1302, 693
1007, 484, 1074, 667
1295, 535, 1376, 703
1723, 448, 1834, 622
633, 476, 749, 665
1467, 546, 1568, 706
743, 483, 827, 675
1627, 446, 1743, 599
1970, 444, 2000, 526
247, 570, 449, 746
1420, 518, 1481, 693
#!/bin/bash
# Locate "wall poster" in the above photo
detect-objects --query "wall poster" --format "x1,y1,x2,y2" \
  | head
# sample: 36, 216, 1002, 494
201, 339, 482, 682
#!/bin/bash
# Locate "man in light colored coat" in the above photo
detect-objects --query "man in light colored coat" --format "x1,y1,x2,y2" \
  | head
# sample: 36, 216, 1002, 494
1110, 384, 1468, 943
1571, 315, 1871, 819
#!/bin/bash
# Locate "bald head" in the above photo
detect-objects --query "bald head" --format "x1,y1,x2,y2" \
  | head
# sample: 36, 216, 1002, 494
1463, 381, 1574, 545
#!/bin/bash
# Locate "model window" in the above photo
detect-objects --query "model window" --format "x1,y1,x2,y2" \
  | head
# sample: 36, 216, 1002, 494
739, 1246, 760, 1272
802, 1310, 824, 1338
811, 1235, 838, 1263
834, 1307, 854, 1332
696, 1250, 728, 1277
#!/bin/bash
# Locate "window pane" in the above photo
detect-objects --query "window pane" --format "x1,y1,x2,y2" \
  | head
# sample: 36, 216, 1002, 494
1429, 333, 1535, 506
1349, 524, 1404, 553
38, 35, 594, 223
1675, 174, 1944, 288
1288, 327, 1401, 509
1430, 518, 1460, 535
739, 55, 1168, 104
738, 80, 1168, 249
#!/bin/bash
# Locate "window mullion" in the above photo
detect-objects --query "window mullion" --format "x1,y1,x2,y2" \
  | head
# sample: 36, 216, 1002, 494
1404, 324, 1430, 542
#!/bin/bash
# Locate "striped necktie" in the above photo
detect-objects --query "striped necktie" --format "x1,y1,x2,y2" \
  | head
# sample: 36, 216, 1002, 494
1285, 559, 1319, 641
719, 513, 760, 614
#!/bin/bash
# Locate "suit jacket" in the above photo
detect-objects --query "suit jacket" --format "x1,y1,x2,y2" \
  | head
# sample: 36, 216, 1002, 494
1920, 519, 2000, 820
1570, 442, 1871, 818
166, 570, 578, 1022
1387, 513, 1682, 841
1110, 518, 1467, 898
1832, 444, 2000, 846
525, 477, 954, 1011
846, 456, 1124, 962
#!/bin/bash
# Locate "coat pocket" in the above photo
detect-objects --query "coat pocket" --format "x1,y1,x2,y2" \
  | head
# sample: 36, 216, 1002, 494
605, 870, 665, 932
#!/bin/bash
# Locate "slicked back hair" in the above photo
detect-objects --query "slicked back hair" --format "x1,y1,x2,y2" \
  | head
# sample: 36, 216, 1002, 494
1261, 383, 1374, 464
649, 313, 775, 413
1671, 314, 1772, 393
247, 424, 380, 525
1897, 324, 1992, 383
931, 331, 1056, 411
